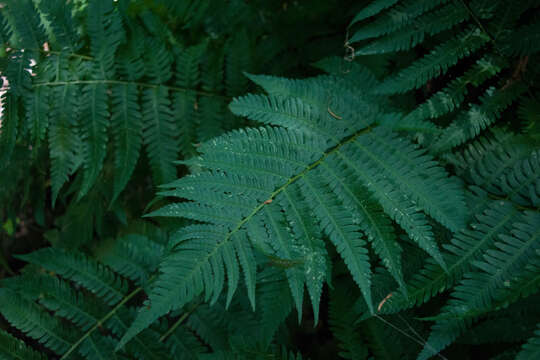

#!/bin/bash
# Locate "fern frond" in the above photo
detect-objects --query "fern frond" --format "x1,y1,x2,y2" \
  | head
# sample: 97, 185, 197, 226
86, 0, 124, 77
99, 234, 164, 285
48, 84, 81, 205
279, 184, 328, 323
4, 0, 47, 52
160, 319, 206, 359
329, 282, 368, 359
27, 274, 106, 332
39, 0, 81, 53
349, 0, 450, 43
376, 27, 489, 94
403, 55, 508, 123
17, 247, 128, 306
187, 303, 230, 350
0, 288, 77, 355
174, 42, 206, 157
517, 323, 540, 360
445, 129, 526, 181
320, 160, 405, 291
229, 94, 329, 136
258, 205, 305, 320
356, 1, 469, 55
349, 0, 400, 26
0, 328, 46, 360
500, 20, 540, 56
142, 86, 178, 185
459, 302, 540, 345
78, 83, 110, 199
4, 50, 32, 97
341, 127, 466, 249
23, 84, 49, 147
110, 84, 143, 202
0, 12, 12, 44
0, 93, 19, 168
116, 228, 246, 348
256, 269, 294, 348
381, 200, 520, 314
418, 211, 540, 359
432, 83, 528, 152
107, 309, 170, 360
78, 334, 118, 360
144, 40, 172, 84
491, 150, 540, 208
297, 171, 373, 313
119, 72, 467, 346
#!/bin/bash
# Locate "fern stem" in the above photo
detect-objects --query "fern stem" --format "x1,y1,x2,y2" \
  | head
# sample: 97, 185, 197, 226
173, 125, 375, 263
487, 194, 539, 212
158, 300, 201, 342
33, 80, 231, 100
458, 0, 538, 102
59, 275, 156, 360
7, 46, 94, 60
458, 0, 495, 42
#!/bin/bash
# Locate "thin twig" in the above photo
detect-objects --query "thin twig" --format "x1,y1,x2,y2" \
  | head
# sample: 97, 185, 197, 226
33, 79, 231, 100
60, 275, 156, 360
159, 301, 201, 342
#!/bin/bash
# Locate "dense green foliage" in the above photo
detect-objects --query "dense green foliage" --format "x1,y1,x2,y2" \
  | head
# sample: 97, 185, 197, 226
0, 0, 539, 359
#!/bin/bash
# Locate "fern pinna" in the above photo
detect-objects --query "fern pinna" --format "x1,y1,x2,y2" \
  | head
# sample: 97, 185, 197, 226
1, 0, 540, 359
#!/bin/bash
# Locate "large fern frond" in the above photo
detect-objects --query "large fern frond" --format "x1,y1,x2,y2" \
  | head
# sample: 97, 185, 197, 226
117, 73, 467, 347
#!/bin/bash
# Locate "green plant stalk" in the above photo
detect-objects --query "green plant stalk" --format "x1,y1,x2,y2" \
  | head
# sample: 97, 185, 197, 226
60, 275, 157, 360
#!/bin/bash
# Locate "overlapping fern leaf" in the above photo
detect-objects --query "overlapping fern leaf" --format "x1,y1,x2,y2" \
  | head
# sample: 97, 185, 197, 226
365, 128, 540, 358
0, 0, 259, 206
348, 0, 540, 153
116, 71, 468, 347
0, 233, 302, 359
